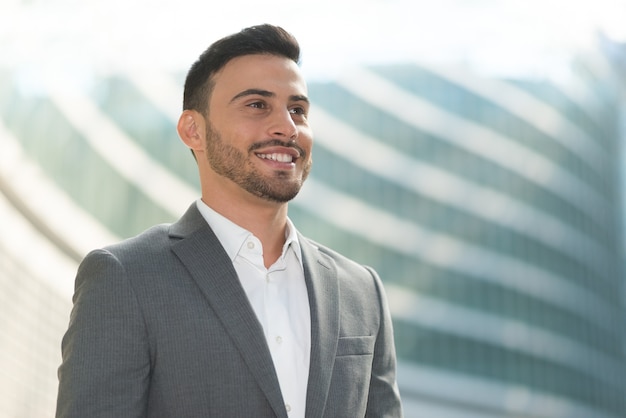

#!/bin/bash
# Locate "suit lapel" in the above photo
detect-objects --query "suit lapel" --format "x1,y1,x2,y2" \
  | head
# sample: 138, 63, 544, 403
300, 236, 340, 418
169, 204, 288, 418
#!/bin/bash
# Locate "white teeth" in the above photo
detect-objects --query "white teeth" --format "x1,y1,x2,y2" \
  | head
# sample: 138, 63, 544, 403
258, 153, 293, 163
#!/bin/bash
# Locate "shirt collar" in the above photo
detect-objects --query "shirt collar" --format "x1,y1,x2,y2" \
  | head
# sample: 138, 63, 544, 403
195, 199, 302, 266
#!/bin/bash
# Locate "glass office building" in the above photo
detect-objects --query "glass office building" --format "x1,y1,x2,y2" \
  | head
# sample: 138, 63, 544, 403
1, 39, 625, 417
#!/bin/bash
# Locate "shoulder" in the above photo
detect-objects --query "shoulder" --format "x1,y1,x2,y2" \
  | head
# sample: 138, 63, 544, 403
301, 236, 384, 291
103, 223, 172, 259
302, 236, 363, 268
78, 223, 174, 277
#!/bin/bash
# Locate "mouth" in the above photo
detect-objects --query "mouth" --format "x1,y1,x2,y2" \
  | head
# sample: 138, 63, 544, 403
256, 152, 296, 163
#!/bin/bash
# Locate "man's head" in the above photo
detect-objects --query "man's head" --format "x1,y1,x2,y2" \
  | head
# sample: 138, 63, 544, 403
177, 25, 312, 205
183, 24, 301, 116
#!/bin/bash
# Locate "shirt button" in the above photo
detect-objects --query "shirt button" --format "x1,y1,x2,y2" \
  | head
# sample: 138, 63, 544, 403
285, 403, 291, 412
247, 241, 255, 249
276, 336, 283, 344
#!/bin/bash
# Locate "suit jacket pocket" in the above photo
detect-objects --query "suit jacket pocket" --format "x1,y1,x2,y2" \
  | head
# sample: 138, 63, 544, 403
336, 335, 375, 357
328, 336, 376, 416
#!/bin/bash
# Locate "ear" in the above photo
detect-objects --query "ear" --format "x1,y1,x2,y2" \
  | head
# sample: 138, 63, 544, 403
177, 110, 205, 153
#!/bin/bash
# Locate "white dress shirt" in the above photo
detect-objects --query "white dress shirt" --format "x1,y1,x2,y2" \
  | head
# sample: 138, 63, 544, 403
196, 200, 311, 417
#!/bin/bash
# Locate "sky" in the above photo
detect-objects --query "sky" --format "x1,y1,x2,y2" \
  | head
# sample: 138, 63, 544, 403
1, 0, 625, 82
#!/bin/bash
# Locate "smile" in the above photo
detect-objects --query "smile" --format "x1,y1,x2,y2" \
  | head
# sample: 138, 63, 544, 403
256, 153, 295, 163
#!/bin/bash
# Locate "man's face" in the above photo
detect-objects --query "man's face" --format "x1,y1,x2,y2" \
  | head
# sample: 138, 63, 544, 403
203, 54, 313, 203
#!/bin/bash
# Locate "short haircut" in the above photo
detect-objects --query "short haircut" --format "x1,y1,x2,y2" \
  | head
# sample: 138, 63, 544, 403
182, 24, 301, 115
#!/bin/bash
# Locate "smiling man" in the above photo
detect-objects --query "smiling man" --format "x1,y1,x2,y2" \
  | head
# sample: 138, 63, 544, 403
56, 24, 403, 418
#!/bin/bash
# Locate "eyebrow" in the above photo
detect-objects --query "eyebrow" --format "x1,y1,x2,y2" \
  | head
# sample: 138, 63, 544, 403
230, 88, 310, 104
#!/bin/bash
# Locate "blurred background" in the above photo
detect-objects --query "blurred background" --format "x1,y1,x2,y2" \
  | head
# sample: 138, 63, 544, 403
1, 0, 626, 417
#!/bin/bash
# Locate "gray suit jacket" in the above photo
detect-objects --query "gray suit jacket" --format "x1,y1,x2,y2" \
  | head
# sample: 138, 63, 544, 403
56, 203, 402, 417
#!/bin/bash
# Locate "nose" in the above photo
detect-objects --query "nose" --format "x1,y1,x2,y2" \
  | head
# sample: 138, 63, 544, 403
269, 109, 298, 140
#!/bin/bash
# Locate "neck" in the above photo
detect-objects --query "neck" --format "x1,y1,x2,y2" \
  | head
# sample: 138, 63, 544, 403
201, 190, 289, 268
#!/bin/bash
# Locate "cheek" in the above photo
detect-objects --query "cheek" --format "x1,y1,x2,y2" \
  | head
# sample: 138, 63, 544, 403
299, 127, 314, 151
220, 125, 255, 150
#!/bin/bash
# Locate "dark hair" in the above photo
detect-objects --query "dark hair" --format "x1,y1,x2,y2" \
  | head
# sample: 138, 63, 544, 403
183, 24, 301, 114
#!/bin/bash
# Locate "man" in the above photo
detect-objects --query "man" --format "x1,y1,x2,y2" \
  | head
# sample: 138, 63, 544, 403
56, 24, 402, 417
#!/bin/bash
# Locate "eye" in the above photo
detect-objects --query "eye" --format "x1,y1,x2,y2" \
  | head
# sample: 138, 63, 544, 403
247, 101, 267, 109
289, 106, 307, 116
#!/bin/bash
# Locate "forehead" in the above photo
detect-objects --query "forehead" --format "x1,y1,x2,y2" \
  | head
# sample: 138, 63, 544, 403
210, 54, 307, 101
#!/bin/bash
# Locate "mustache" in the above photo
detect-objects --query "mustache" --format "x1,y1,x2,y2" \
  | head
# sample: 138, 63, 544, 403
249, 139, 307, 158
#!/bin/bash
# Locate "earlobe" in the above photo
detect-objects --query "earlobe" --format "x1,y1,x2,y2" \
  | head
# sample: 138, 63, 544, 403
177, 110, 205, 152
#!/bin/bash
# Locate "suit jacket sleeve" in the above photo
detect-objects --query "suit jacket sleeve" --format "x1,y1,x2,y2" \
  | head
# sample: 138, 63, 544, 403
56, 249, 151, 418
365, 266, 403, 418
